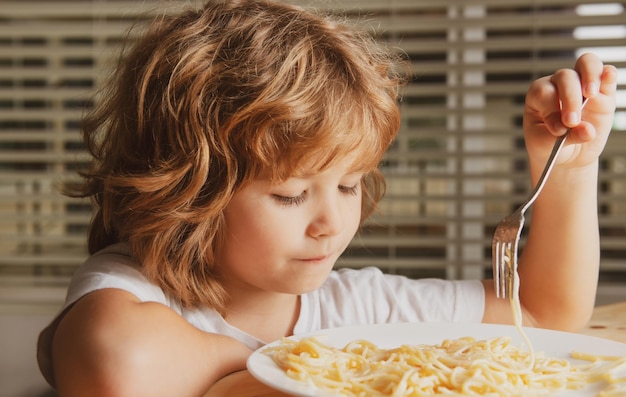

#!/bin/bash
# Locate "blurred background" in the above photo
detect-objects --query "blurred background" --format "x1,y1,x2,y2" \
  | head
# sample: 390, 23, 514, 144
0, 0, 625, 396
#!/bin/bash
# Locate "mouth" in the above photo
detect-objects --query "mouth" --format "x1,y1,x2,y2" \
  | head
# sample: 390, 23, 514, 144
299, 254, 332, 264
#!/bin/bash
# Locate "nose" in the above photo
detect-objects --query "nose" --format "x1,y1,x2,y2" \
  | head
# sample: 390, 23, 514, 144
307, 194, 343, 238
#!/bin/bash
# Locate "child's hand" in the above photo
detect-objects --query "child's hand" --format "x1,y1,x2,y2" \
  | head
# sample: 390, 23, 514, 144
523, 53, 617, 169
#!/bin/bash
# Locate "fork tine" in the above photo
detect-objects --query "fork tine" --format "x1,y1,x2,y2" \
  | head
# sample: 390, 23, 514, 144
502, 239, 518, 300
500, 241, 509, 299
508, 238, 519, 299
501, 242, 510, 298
493, 241, 499, 297
493, 239, 504, 299
492, 237, 514, 299
502, 242, 511, 299
493, 240, 502, 298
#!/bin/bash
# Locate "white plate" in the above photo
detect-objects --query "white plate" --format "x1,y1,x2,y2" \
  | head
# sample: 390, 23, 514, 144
247, 322, 626, 397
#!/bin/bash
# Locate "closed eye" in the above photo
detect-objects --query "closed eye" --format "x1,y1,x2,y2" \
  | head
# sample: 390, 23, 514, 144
339, 184, 359, 196
271, 183, 359, 207
272, 193, 306, 207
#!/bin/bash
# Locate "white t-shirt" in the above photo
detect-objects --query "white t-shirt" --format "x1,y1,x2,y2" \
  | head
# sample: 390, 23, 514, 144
38, 242, 485, 385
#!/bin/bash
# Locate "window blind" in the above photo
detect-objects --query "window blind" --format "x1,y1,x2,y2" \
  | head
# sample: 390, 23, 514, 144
1, 0, 624, 312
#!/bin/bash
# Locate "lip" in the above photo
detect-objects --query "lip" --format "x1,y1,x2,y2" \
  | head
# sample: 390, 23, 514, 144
298, 254, 331, 263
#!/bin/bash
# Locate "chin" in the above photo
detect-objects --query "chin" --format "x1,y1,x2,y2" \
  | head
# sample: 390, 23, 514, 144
282, 273, 330, 295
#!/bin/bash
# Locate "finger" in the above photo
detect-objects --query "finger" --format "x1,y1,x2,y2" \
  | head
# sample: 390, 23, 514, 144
564, 121, 596, 144
525, 76, 566, 136
574, 52, 604, 99
525, 75, 556, 114
598, 64, 618, 98
543, 112, 567, 136
549, 68, 583, 129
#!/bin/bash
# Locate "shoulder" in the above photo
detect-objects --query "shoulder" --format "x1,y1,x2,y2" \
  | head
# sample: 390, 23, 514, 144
315, 267, 485, 324
51, 288, 168, 395
38, 244, 176, 391
50, 288, 248, 396
66, 243, 169, 308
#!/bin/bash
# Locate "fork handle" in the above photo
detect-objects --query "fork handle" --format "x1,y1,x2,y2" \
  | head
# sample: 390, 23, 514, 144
519, 97, 589, 213
519, 133, 568, 213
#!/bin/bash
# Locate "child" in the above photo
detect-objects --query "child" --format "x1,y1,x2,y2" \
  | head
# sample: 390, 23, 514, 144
37, 0, 617, 396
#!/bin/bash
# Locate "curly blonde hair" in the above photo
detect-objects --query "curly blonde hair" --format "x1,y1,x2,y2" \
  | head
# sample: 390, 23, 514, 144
73, 0, 406, 312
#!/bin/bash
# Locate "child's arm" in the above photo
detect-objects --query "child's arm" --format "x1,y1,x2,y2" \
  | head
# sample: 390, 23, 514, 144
51, 288, 251, 397
482, 53, 618, 331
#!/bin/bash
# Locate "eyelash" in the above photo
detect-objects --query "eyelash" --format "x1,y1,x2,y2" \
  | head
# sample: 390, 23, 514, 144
339, 184, 359, 196
272, 184, 360, 207
273, 194, 306, 207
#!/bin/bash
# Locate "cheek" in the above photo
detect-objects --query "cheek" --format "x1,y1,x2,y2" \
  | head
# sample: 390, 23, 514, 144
349, 193, 364, 229
220, 205, 288, 260
349, 206, 363, 238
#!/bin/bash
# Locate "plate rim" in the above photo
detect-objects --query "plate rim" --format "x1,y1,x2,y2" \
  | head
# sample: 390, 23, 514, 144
247, 321, 626, 397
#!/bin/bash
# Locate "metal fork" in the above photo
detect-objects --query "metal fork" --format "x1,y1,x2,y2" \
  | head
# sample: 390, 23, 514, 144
492, 98, 589, 299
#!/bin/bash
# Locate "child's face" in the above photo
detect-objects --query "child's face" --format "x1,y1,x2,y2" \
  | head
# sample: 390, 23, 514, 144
216, 157, 363, 297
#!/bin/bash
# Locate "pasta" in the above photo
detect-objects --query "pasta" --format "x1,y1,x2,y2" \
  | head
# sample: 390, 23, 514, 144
265, 334, 626, 396
263, 248, 626, 396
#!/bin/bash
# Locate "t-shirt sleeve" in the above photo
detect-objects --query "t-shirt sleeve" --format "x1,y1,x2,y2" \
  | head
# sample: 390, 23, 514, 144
382, 271, 485, 323
316, 267, 485, 329
63, 243, 168, 309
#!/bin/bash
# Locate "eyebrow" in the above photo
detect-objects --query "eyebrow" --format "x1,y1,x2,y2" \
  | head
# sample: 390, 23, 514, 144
292, 157, 371, 178
287, 167, 367, 180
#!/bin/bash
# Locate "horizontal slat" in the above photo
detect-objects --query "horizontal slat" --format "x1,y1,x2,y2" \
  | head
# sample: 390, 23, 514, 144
0, 256, 86, 266
399, 37, 626, 53
0, 89, 93, 101
0, 153, 91, 162
0, 68, 100, 79
0, 21, 141, 38
410, 60, 626, 75
350, 14, 626, 34
1, 0, 622, 17
0, 234, 86, 243
0, 286, 67, 308
0, 1, 204, 18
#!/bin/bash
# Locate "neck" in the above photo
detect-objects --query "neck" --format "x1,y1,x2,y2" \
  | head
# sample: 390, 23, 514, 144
224, 291, 301, 343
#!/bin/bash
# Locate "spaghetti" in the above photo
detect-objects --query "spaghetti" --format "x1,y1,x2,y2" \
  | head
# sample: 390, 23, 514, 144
264, 249, 626, 396
265, 334, 626, 396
